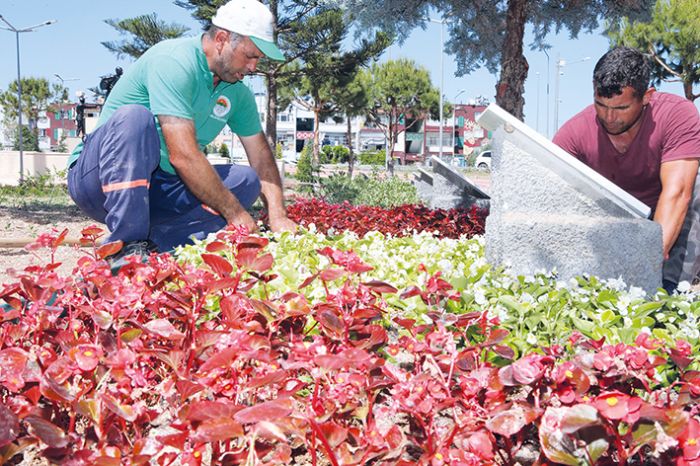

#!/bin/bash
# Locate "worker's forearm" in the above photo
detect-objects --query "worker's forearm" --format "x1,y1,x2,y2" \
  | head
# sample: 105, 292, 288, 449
171, 153, 246, 223
249, 151, 287, 218
654, 192, 691, 258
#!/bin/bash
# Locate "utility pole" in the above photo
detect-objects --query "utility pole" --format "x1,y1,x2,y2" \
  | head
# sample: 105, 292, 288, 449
0, 15, 56, 183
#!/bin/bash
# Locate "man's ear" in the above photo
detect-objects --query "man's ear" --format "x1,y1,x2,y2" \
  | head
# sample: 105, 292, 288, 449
642, 87, 656, 106
214, 29, 229, 53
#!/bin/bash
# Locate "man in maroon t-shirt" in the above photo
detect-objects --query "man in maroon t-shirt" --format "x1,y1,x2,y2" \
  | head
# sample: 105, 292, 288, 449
554, 47, 700, 292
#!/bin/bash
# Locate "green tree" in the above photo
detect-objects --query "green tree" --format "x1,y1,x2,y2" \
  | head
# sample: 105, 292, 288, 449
334, 69, 370, 177
362, 59, 440, 172
338, 0, 653, 119
0, 77, 58, 151
609, 0, 700, 101
219, 142, 230, 159
13, 125, 39, 151
284, 9, 388, 166
102, 13, 189, 60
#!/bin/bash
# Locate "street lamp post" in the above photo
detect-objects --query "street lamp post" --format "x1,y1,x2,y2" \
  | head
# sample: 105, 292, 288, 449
53, 74, 78, 149
0, 15, 56, 183
553, 55, 590, 134
535, 72, 540, 133
543, 49, 550, 138
452, 89, 465, 155
429, 17, 446, 159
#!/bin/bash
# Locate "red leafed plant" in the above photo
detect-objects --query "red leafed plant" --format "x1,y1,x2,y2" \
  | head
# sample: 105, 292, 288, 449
0, 225, 699, 465
284, 197, 486, 238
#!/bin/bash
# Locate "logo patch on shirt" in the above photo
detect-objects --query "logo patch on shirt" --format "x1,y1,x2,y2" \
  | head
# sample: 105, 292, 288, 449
213, 96, 231, 118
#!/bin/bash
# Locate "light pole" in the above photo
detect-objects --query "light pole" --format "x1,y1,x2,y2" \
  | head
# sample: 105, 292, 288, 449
543, 49, 550, 138
452, 89, 466, 155
553, 55, 590, 134
0, 15, 56, 183
535, 71, 540, 133
53, 74, 78, 149
429, 17, 446, 159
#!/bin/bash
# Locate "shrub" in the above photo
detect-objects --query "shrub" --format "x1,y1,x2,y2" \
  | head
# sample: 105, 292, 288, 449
318, 174, 420, 207
275, 142, 283, 159
219, 142, 230, 159
295, 143, 316, 184
358, 150, 385, 166
320, 145, 350, 164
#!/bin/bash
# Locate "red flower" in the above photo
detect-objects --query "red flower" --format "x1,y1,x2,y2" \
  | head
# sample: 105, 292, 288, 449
679, 417, 700, 464
592, 391, 643, 423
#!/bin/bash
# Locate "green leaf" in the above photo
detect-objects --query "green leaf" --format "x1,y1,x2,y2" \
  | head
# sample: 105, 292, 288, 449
587, 438, 610, 463
498, 296, 524, 314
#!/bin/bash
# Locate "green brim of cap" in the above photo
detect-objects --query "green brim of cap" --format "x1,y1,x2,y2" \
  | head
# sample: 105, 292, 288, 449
250, 36, 285, 61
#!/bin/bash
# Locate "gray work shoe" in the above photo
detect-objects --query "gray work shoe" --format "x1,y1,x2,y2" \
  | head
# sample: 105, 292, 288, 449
107, 240, 159, 273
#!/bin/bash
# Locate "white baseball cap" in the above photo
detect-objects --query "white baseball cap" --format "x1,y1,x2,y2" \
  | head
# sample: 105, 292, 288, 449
212, 0, 285, 61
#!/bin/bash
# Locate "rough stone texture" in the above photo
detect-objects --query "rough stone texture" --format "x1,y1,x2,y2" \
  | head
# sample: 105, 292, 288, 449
486, 129, 663, 293
425, 157, 490, 210
414, 169, 434, 205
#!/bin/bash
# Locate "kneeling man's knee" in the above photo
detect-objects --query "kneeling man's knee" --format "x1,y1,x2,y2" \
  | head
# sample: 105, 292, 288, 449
229, 166, 261, 208
108, 105, 158, 138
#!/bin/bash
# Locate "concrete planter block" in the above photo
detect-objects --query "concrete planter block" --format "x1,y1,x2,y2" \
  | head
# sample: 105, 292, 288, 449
477, 105, 662, 293
428, 156, 490, 210
414, 168, 434, 205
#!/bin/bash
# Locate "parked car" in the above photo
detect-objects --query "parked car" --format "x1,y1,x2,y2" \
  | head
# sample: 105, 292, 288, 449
474, 150, 492, 170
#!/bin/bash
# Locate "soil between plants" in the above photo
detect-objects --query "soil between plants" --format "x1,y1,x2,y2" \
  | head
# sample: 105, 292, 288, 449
0, 204, 95, 286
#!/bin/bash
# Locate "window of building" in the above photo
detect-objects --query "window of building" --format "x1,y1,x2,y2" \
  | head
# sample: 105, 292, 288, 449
278, 114, 289, 122
426, 133, 440, 147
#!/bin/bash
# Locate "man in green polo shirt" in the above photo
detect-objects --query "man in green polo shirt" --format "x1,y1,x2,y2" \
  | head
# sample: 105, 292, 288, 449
67, 0, 296, 267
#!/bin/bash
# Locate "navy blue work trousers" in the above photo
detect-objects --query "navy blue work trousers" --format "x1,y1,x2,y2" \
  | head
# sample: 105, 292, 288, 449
67, 105, 261, 251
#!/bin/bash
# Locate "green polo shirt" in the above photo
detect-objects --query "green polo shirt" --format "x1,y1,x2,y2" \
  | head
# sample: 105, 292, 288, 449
69, 35, 262, 174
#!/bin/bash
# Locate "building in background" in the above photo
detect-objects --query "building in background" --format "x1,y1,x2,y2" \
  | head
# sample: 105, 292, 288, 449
35, 100, 102, 152
212, 91, 490, 165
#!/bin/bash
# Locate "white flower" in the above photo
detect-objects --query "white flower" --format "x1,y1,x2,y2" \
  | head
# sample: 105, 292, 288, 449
628, 286, 646, 300
474, 288, 488, 306
677, 281, 691, 293
605, 277, 627, 291
526, 333, 537, 345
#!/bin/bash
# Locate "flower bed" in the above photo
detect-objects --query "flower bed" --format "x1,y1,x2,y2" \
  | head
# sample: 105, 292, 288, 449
285, 198, 486, 239
1, 226, 700, 465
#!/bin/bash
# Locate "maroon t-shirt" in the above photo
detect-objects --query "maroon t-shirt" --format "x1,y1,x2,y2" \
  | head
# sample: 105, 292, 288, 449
553, 92, 700, 208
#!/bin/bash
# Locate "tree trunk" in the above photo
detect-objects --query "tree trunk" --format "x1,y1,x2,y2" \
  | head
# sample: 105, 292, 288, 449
266, 72, 278, 149
265, 0, 279, 148
346, 115, 354, 178
684, 79, 698, 102
387, 116, 395, 176
312, 108, 321, 167
495, 0, 529, 120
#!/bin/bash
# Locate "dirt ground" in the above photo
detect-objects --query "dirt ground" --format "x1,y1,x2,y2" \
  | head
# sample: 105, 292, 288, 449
0, 203, 95, 286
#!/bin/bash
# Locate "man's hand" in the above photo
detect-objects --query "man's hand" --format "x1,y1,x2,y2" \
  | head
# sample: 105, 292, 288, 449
230, 210, 260, 233
268, 214, 298, 233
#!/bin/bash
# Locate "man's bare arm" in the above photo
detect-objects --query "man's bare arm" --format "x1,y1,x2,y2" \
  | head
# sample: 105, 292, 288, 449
159, 115, 258, 232
654, 158, 699, 259
239, 132, 297, 232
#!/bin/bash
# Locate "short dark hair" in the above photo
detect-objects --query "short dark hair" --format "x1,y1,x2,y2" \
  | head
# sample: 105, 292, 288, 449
207, 25, 244, 47
593, 47, 651, 99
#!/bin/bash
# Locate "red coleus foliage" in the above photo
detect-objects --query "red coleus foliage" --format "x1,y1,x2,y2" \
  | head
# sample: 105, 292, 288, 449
285, 197, 486, 239
0, 226, 699, 465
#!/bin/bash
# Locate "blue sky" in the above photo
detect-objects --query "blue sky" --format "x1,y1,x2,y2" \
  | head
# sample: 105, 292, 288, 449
0, 0, 692, 138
